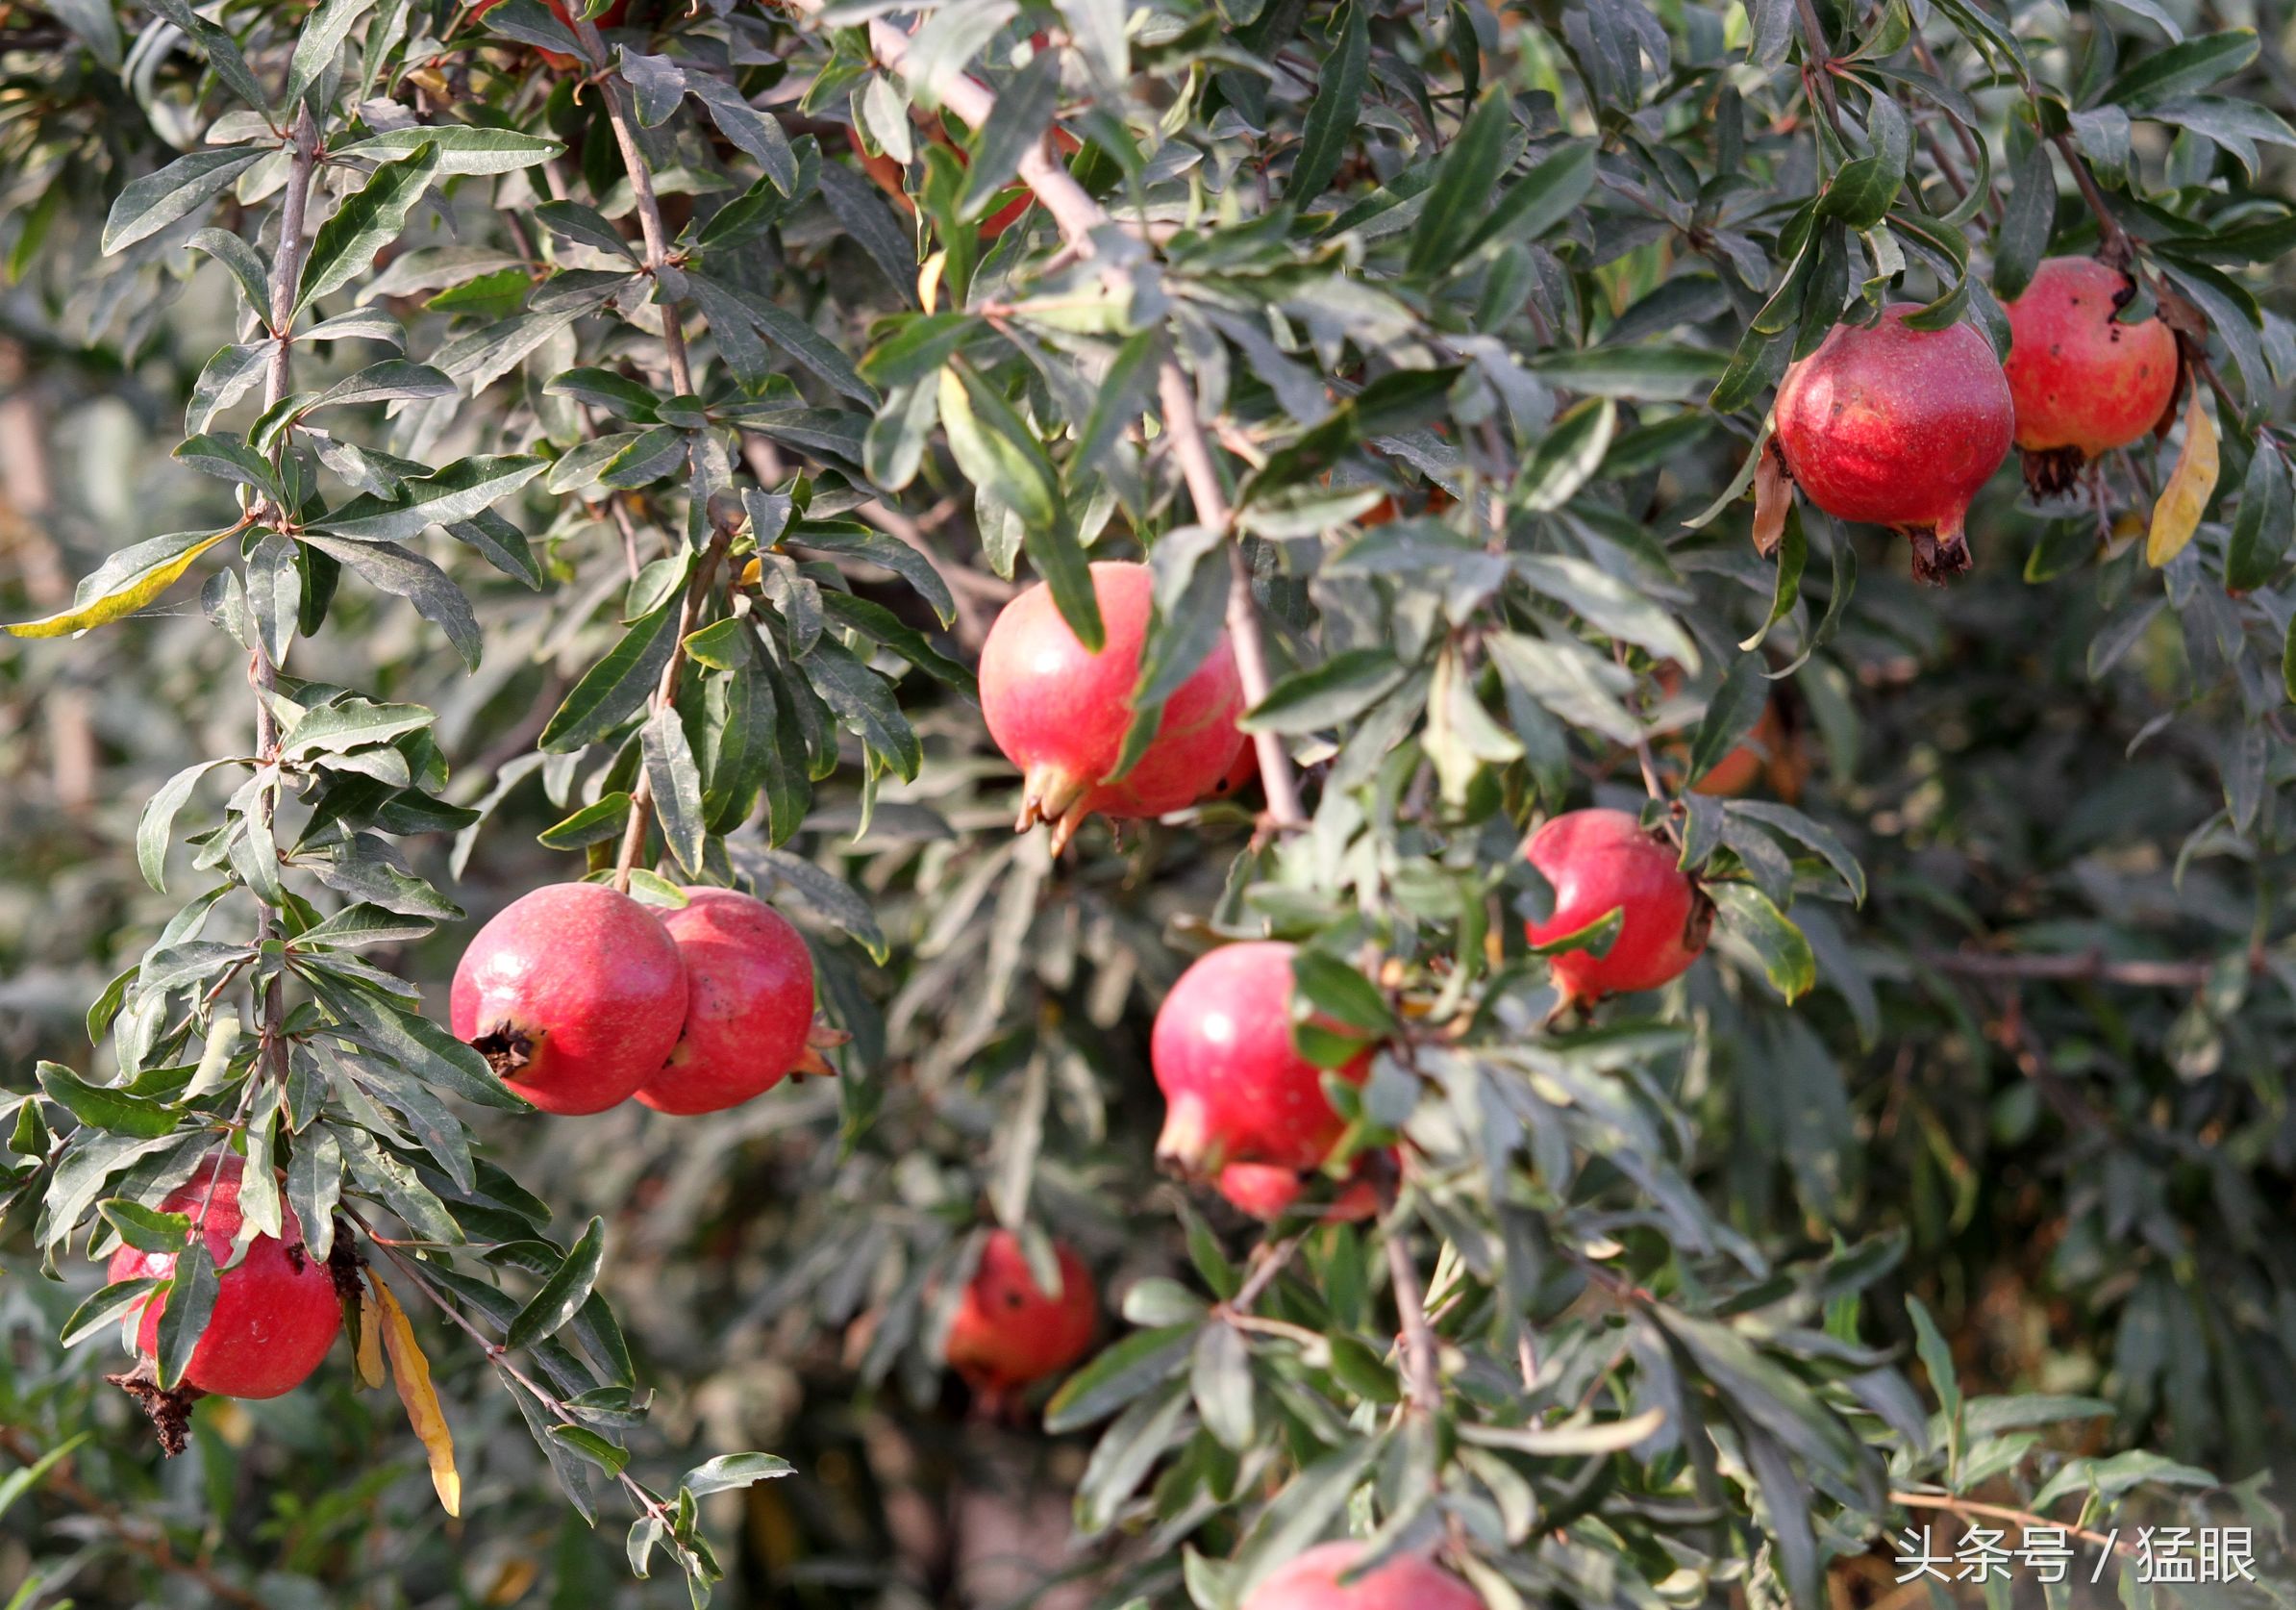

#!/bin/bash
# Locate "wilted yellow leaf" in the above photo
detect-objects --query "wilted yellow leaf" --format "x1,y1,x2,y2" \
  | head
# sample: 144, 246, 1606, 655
5, 529, 235, 639
918, 249, 947, 315
2147, 392, 2220, 567
356, 1279, 387, 1390
371, 1273, 461, 1518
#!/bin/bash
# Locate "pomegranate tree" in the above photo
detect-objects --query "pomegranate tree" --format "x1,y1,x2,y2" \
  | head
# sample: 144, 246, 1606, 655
451, 882, 688, 1116
105, 1157, 341, 1400
980, 560, 1247, 852
941, 1231, 1097, 1403
637, 888, 822, 1115
1240, 1543, 1483, 1610
1772, 303, 2013, 582
1153, 941, 1371, 1176
2002, 256, 2182, 495
1523, 809, 1709, 1007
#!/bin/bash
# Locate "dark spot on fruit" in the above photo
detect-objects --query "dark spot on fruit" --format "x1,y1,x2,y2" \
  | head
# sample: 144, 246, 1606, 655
1005, 1290, 1025, 1309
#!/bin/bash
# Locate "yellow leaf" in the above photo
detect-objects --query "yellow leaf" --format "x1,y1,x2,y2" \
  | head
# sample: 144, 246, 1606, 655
2147, 392, 2220, 567
918, 249, 946, 315
371, 1273, 461, 1518
4, 528, 236, 638
356, 1278, 387, 1390
737, 556, 761, 587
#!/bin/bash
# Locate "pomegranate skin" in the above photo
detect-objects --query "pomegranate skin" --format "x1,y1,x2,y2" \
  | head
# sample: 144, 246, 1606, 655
451, 883, 688, 1116
1217, 1148, 1391, 1223
1773, 304, 2012, 582
636, 889, 815, 1115
1523, 809, 1707, 1007
980, 561, 1247, 851
1153, 942, 1371, 1175
1241, 1542, 1484, 1610
104, 1158, 340, 1399
943, 1231, 1098, 1396
2003, 257, 2180, 477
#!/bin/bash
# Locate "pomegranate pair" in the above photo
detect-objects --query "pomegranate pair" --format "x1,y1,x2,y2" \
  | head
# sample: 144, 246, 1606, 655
451, 881, 824, 1116
1771, 259, 2178, 579
981, 560, 1251, 853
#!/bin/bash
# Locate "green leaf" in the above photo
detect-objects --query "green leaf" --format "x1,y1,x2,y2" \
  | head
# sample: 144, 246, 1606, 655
316, 456, 546, 543
297, 146, 442, 314
539, 792, 635, 851
642, 707, 707, 875
333, 126, 565, 175
548, 1424, 631, 1475
102, 149, 265, 256
37, 1063, 179, 1138
1408, 91, 1512, 274
1460, 139, 1598, 257
1190, 1322, 1256, 1451
682, 1452, 796, 1497
1708, 884, 1816, 1003
61, 1279, 162, 1348
937, 363, 1062, 534
1516, 397, 1616, 513
2104, 29, 2259, 111
137, 759, 232, 893
961, 51, 1061, 218
1684, 655, 1767, 784
1287, 0, 1369, 204
538, 602, 683, 753
1043, 1324, 1197, 1432
283, 0, 381, 109
153, 1239, 217, 1391
98, 1197, 192, 1253
1241, 649, 1410, 734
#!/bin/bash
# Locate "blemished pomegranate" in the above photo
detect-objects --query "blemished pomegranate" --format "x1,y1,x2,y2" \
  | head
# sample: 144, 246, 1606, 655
942, 1231, 1097, 1401
1240, 1542, 1484, 1610
2003, 256, 2182, 495
451, 882, 688, 1116
105, 1157, 341, 1399
980, 561, 1248, 853
1217, 1147, 1393, 1223
1523, 809, 1709, 1007
1153, 941, 1371, 1176
1773, 304, 2013, 582
636, 888, 821, 1115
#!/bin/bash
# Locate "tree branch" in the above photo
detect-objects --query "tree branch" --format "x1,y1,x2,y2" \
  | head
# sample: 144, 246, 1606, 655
575, 19, 693, 397
1384, 1230, 1444, 1415
1889, 1490, 2137, 1559
1916, 948, 2220, 988
796, 0, 1310, 830
611, 523, 734, 892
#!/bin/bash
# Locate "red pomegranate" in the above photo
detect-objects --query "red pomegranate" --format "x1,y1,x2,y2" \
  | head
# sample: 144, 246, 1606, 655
1241, 1542, 1484, 1610
1217, 1148, 1392, 1223
105, 1157, 341, 1399
468, 0, 628, 70
1153, 942, 1371, 1176
1523, 809, 1708, 1007
1772, 304, 2012, 582
2002, 256, 2181, 495
636, 888, 818, 1115
451, 882, 688, 1116
942, 1231, 1097, 1401
980, 561, 1247, 853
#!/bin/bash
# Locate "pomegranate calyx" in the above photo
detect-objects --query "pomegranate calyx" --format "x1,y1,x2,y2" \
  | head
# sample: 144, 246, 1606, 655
107, 1359, 204, 1457
2020, 444, 2088, 500
1903, 520, 1973, 586
470, 1020, 539, 1077
1015, 762, 1092, 853
1155, 1093, 1217, 1176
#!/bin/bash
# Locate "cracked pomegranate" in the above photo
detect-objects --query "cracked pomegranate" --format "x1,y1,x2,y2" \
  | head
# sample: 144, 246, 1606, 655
1773, 304, 2012, 582
1241, 1543, 1483, 1610
636, 888, 821, 1115
1154, 941, 1371, 1176
105, 1157, 340, 1399
942, 1231, 1097, 1401
451, 882, 687, 1116
980, 560, 1247, 853
1523, 809, 1709, 1007
2003, 256, 2181, 496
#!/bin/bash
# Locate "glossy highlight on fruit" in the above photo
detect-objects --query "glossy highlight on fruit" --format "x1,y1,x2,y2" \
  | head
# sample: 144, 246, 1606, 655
1240, 1542, 1484, 1610
1523, 809, 1708, 1007
942, 1231, 1097, 1400
1773, 304, 2013, 583
106, 1157, 341, 1400
981, 560, 1247, 853
637, 888, 819, 1115
451, 882, 688, 1116
2003, 256, 2181, 496
1153, 941, 1370, 1175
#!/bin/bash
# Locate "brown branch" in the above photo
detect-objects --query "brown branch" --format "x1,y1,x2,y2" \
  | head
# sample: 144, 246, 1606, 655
1889, 1490, 2137, 1559
1917, 948, 2218, 988
0, 1426, 264, 1607
1384, 1231, 1444, 1415
611, 524, 733, 892
1792, 0, 1845, 135
575, 19, 693, 398
798, 0, 1310, 831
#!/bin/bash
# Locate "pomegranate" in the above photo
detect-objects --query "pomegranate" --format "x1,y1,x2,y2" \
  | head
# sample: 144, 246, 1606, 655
1522, 809, 1708, 1007
1153, 942, 1371, 1176
942, 1231, 1097, 1402
633, 888, 821, 1114
451, 882, 688, 1116
981, 560, 1247, 852
469, 0, 628, 70
1217, 1147, 1393, 1223
2002, 256, 2181, 495
1773, 304, 2013, 582
1241, 1542, 1483, 1610
105, 1157, 340, 1399
1206, 740, 1261, 802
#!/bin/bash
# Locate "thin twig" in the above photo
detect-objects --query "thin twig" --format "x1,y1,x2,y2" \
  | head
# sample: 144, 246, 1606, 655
1889, 1490, 2138, 1558
575, 19, 692, 397
1916, 949, 2219, 988
0, 1426, 264, 1607
1791, 0, 1845, 136
611, 525, 734, 892
1384, 1230, 1444, 1415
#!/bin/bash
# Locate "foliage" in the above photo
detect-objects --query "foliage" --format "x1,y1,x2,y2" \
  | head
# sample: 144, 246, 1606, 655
0, 0, 2292, 1605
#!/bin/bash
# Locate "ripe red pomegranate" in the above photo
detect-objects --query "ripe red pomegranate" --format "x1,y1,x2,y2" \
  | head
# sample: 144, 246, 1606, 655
105, 1157, 340, 1399
635, 888, 819, 1115
1153, 941, 1371, 1176
1217, 1147, 1392, 1223
980, 561, 1247, 853
1523, 809, 1709, 1007
942, 1231, 1097, 1403
451, 882, 688, 1116
1241, 1542, 1483, 1610
1773, 304, 2013, 582
2002, 256, 2181, 495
